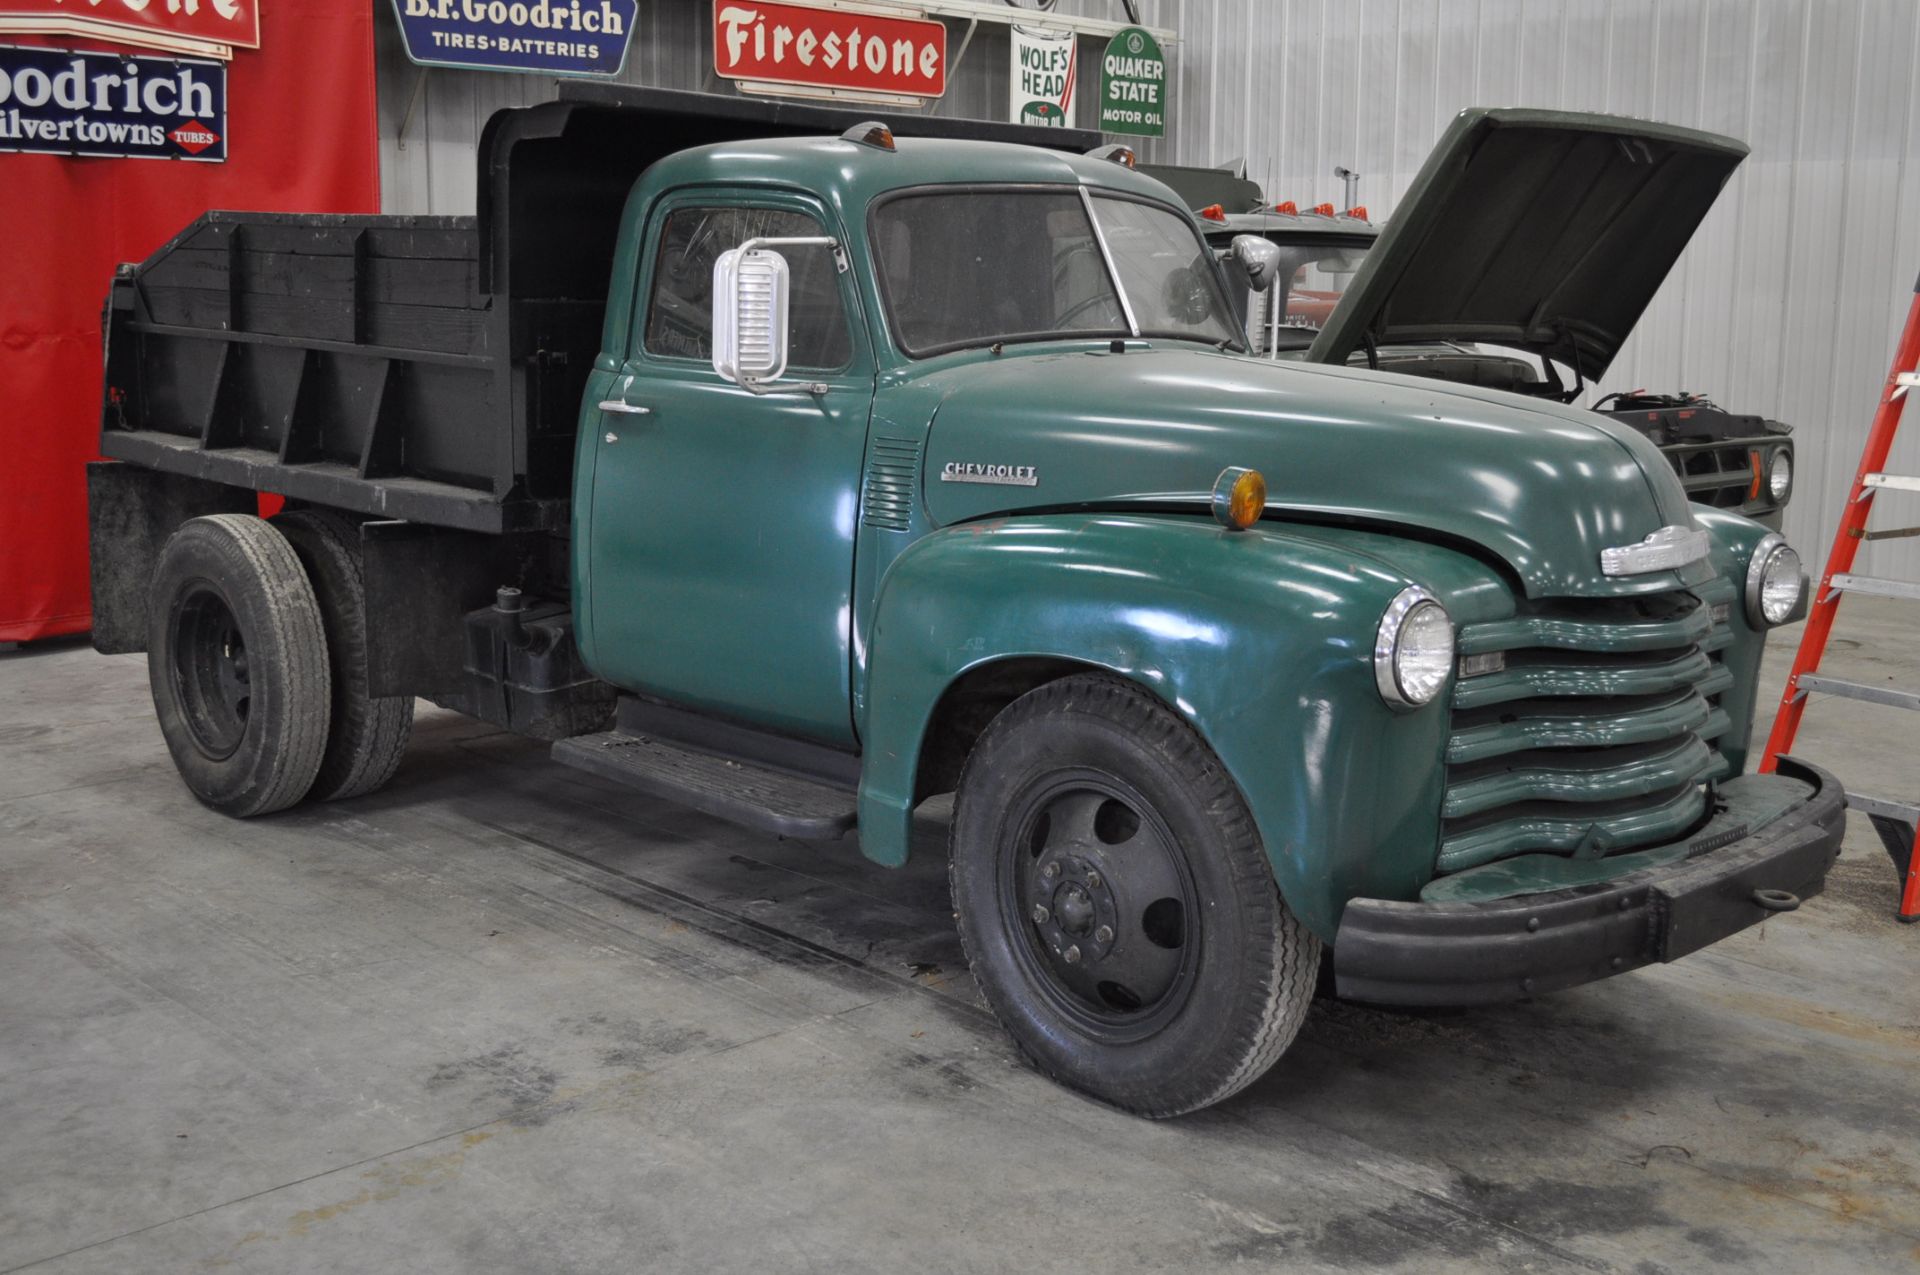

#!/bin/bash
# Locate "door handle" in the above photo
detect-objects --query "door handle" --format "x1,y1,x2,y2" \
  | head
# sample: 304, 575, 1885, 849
598, 400, 652, 416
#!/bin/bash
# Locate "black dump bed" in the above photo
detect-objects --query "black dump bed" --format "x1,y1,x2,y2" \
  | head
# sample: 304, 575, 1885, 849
100, 86, 1098, 535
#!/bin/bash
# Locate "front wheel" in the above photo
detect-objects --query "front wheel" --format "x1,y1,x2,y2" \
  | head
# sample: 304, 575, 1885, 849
949, 673, 1320, 1117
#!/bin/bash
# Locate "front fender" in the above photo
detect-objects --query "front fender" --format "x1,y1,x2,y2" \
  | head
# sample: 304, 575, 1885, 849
856, 513, 1507, 941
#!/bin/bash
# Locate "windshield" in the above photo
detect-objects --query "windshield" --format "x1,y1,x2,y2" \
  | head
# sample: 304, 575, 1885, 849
1208, 232, 1372, 354
872, 188, 1242, 356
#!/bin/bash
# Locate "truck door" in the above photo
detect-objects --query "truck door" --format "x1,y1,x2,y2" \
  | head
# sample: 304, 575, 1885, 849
584, 194, 873, 747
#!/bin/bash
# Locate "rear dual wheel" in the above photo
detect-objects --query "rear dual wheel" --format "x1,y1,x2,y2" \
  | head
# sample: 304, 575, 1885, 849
274, 509, 413, 802
950, 674, 1321, 1118
148, 515, 331, 817
147, 511, 412, 817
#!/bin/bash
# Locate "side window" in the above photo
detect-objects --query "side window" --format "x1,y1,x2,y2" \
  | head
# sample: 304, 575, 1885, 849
643, 206, 853, 371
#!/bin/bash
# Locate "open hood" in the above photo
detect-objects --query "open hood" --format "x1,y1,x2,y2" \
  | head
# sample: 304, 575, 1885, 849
1306, 108, 1747, 384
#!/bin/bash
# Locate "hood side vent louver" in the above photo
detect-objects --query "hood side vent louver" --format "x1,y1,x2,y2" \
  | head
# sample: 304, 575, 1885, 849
861, 436, 923, 532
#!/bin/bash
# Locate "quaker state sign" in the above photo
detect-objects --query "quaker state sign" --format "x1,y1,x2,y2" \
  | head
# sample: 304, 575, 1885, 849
1098, 25, 1163, 137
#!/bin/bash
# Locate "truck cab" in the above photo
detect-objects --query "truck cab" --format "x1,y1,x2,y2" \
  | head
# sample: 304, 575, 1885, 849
91, 90, 1843, 1118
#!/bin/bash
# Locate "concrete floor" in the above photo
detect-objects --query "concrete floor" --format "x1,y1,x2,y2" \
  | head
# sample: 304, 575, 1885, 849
2, 599, 1917, 1274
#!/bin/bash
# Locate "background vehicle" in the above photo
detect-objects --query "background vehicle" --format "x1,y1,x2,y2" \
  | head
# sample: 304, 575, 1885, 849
91, 91, 1836, 1117
1149, 110, 1799, 530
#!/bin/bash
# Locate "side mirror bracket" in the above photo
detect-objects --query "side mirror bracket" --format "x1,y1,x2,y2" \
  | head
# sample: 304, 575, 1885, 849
711, 235, 841, 395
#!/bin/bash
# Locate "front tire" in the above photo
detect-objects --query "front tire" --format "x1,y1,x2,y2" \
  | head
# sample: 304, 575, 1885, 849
950, 673, 1320, 1117
147, 514, 331, 817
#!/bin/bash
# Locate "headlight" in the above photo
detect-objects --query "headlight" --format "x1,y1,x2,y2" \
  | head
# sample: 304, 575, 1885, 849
1767, 450, 1792, 502
1745, 533, 1804, 627
1375, 587, 1454, 709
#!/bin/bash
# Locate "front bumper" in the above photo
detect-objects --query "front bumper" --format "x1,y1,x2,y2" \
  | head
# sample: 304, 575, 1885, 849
1333, 758, 1846, 1007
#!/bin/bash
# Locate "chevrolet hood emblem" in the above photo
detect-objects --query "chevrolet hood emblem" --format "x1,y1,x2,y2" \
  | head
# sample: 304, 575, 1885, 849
1600, 525, 1710, 577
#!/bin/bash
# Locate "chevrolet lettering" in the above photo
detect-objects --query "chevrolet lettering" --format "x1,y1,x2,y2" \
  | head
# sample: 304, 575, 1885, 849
91, 97, 1836, 1118
941, 462, 1038, 486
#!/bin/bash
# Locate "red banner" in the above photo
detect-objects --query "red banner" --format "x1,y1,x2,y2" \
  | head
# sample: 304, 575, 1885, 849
714, 1, 945, 99
0, 0, 261, 55
0, 4, 377, 643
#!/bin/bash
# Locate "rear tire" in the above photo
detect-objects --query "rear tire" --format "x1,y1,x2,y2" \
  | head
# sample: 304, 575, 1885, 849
949, 673, 1320, 1118
147, 514, 331, 817
275, 508, 414, 801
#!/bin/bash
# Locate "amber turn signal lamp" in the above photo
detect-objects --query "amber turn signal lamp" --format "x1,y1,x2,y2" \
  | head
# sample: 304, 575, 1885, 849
1212, 466, 1266, 531
843, 121, 896, 151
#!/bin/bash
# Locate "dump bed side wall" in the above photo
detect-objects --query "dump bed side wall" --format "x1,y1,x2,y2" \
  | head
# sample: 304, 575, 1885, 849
99, 211, 581, 534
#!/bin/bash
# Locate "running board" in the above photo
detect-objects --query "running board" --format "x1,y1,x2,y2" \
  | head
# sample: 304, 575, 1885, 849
549, 698, 858, 841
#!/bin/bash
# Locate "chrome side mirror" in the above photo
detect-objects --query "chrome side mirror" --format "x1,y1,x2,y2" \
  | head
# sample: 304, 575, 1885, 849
1229, 234, 1281, 292
713, 245, 791, 388
712, 235, 845, 393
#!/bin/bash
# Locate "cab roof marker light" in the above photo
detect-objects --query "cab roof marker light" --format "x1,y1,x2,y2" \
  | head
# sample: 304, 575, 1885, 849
1272, 200, 1298, 214
1199, 203, 1228, 222
1343, 205, 1368, 220
1088, 143, 1137, 168
1310, 202, 1335, 216
1211, 466, 1266, 530
842, 121, 896, 151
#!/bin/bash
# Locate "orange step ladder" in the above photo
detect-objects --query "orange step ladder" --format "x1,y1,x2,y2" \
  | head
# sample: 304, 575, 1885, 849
1758, 272, 1920, 922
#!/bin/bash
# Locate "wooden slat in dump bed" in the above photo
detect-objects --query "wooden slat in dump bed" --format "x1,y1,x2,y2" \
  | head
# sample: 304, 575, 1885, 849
136, 216, 488, 357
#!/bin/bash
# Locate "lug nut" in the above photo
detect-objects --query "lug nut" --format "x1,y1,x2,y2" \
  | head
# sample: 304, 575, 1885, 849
1094, 925, 1113, 944
1063, 945, 1081, 964
1032, 904, 1050, 924
1042, 862, 1059, 880
1085, 871, 1102, 889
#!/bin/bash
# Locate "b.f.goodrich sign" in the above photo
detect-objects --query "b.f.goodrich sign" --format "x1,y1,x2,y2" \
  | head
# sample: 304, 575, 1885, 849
0, 45, 226, 161
393, 0, 637, 76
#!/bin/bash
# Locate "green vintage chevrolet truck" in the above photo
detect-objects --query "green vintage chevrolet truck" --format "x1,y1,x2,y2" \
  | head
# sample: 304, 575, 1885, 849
91, 88, 1841, 1116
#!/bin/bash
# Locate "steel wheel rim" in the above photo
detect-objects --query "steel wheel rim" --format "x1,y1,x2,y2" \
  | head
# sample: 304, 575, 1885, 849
998, 768, 1200, 1042
171, 581, 251, 761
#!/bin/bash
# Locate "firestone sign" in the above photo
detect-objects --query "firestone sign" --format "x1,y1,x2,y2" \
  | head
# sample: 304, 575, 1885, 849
0, 0, 260, 59
0, 44, 225, 160
714, 1, 945, 102
1097, 24, 1163, 138
393, 0, 637, 77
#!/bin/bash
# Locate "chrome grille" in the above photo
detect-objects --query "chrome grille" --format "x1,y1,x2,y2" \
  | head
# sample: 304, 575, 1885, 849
1439, 586, 1736, 874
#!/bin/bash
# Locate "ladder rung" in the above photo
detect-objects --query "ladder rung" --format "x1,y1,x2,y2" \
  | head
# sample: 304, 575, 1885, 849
1861, 526, 1920, 541
1799, 673, 1920, 711
1829, 573, 1920, 601
1864, 473, 1920, 493
1848, 792, 1920, 824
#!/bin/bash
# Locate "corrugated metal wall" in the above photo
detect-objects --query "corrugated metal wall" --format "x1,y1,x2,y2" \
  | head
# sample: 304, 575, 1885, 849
1163, 0, 1920, 579
375, 0, 1919, 576
374, 0, 1175, 216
